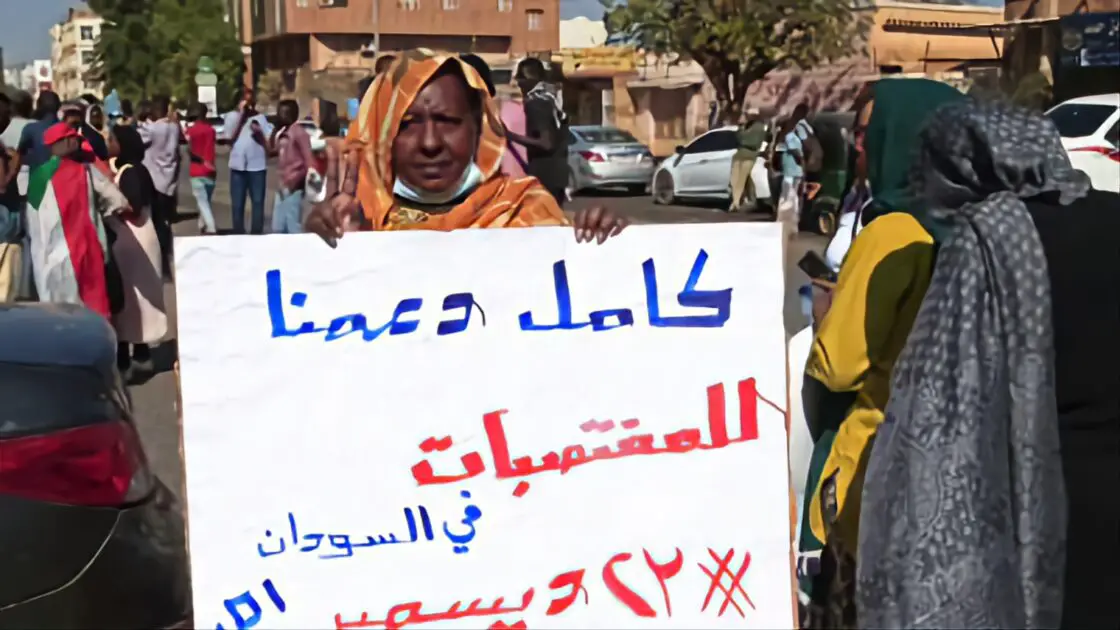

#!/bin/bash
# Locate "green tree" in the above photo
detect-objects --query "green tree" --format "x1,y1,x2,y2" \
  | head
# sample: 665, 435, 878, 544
603, 0, 871, 123
90, 0, 244, 110
88, 0, 164, 99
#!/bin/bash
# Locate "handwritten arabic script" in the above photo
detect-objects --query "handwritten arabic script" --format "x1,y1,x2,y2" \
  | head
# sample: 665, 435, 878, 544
215, 579, 286, 630
266, 249, 731, 342
411, 378, 781, 497
334, 546, 756, 629
255, 496, 483, 559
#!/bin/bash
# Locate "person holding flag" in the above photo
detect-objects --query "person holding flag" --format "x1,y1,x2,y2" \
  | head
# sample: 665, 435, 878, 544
24, 123, 129, 317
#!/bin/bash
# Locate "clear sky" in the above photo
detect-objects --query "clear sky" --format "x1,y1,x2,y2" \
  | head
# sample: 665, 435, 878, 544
2, 0, 1003, 66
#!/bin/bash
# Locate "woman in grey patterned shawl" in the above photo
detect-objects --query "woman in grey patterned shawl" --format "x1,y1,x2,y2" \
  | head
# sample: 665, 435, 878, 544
857, 99, 1089, 628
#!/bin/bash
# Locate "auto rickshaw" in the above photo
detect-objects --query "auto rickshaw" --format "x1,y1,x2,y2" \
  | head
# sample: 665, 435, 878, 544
801, 111, 855, 236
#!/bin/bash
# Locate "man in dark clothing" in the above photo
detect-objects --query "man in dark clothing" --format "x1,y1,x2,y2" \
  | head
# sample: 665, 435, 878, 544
17, 91, 62, 171
506, 57, 569, 207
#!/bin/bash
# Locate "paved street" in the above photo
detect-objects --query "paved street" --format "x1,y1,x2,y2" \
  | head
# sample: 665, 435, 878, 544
131, 150, 824, 500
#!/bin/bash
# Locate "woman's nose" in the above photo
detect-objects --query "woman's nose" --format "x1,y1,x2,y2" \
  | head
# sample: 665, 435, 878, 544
418, 119, 442, 155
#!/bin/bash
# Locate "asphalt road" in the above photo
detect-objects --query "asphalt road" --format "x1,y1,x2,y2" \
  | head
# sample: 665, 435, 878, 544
131, 150, 825, 500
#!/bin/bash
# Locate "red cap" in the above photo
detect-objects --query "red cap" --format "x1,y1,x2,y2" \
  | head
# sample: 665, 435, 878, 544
43, 122, 94, 153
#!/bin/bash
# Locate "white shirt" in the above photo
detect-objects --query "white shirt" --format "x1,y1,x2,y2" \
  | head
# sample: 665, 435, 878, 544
777, 118, 814, 151
0, 118, 31, 195
824, 198, 872, 271
795, 119, 813, 140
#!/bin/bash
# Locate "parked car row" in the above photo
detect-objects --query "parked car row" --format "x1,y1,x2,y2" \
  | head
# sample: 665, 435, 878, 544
568, 119, 845, 234
566, 126, 656, 195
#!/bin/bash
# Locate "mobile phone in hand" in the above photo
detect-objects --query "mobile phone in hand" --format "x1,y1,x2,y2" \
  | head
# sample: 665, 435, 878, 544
798, 250, 838, 284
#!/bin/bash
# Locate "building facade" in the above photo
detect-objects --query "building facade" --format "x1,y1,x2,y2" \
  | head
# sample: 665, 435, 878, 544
49, 8, 104, 100
3, 60, 54, 100
226, 0, 256, 90
1001, 0, 1119, 102
606, 1, 1007, 156
234, 0, 559, 112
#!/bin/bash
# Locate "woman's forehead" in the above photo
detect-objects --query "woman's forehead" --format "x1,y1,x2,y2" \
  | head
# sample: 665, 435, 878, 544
411, 73, 470, 109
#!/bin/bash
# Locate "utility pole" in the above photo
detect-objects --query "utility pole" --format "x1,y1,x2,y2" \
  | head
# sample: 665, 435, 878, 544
372, 0, 381, 56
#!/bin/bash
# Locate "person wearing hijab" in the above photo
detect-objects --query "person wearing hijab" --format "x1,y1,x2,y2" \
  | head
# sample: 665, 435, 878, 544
305, 51, 625, 241
105, 124, 167, 374
59, 100, 110, 161
87, 104, 107, 139
797, 78, 965, 628
859, 100, 1119, 630
25, 123, 128, 317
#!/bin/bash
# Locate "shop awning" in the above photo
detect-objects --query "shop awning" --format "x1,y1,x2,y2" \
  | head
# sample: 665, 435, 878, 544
308, 69, 371, 105
625, 58, 706, 89
626, 76, 703, 89
882, 15, 1059, 36
561, 47, 640, 79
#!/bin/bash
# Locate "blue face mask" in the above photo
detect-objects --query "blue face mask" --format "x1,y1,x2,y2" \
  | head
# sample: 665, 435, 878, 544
393, 163, 482, 206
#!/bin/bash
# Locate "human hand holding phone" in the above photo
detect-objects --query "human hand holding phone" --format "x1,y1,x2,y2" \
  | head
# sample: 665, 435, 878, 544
798, 250, 838, 285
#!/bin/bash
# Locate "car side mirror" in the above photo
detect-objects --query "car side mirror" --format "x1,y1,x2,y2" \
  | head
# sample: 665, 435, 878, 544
674, 145, 685, 154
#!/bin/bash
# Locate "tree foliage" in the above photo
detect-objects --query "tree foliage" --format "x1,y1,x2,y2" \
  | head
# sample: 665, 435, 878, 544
89, 0, 245, 110
602, 0, 871, 122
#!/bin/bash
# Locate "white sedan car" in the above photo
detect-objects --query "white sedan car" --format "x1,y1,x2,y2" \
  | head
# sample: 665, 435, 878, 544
1046, 93, 1119, 193
651, 126, 772, 208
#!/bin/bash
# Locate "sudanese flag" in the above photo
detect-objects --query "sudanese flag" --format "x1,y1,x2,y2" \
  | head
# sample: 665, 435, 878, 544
25, 123, 120, 318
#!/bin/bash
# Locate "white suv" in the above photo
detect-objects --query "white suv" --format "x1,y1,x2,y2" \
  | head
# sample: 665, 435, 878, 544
1046, 93, 1119, 193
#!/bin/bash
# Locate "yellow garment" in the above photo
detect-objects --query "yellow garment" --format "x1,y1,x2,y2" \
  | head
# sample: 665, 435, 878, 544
806, 212, 935, 548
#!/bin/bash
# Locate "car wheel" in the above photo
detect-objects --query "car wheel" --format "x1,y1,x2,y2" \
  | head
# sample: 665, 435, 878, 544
568, 172, 580, 196
652, 171, 675, 205
626, 183, 646, 195
818, 209, 837, 236
805, 197, 839, 236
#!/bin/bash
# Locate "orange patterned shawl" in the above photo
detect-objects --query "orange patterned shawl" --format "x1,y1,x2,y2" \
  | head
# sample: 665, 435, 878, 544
344, 50, 569, 230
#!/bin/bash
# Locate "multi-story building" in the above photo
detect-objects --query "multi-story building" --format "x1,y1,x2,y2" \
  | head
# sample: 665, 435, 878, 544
225, 0, 256, 90
229, 0, 559, 114
49, 7, 104, 100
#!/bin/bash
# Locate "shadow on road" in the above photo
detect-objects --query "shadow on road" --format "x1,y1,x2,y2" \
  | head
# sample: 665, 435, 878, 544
575, 188, 648, 198
574, 188, 735, 212
172, 208, 199, 224
129, 338, 178, 386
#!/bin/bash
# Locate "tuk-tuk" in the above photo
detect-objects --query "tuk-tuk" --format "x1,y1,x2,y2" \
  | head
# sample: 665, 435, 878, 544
760, 111, 855, 234
802, 111, 855, 235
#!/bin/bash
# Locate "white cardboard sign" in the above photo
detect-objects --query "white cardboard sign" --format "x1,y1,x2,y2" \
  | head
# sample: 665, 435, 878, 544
175, 224, 794, 630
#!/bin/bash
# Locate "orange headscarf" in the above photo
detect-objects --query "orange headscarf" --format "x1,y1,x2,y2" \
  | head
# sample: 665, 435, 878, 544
345, 50, 568, 230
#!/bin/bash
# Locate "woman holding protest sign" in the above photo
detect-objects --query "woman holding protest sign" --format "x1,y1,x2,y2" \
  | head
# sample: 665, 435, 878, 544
304, 51, 625, 243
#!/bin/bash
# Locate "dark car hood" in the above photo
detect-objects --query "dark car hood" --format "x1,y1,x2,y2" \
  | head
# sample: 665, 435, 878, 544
0, 304, 117, 369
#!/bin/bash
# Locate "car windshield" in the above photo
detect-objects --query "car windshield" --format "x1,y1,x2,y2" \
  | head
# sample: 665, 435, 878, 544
1047, 103, 1116, 138
576, 128, 638, 144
